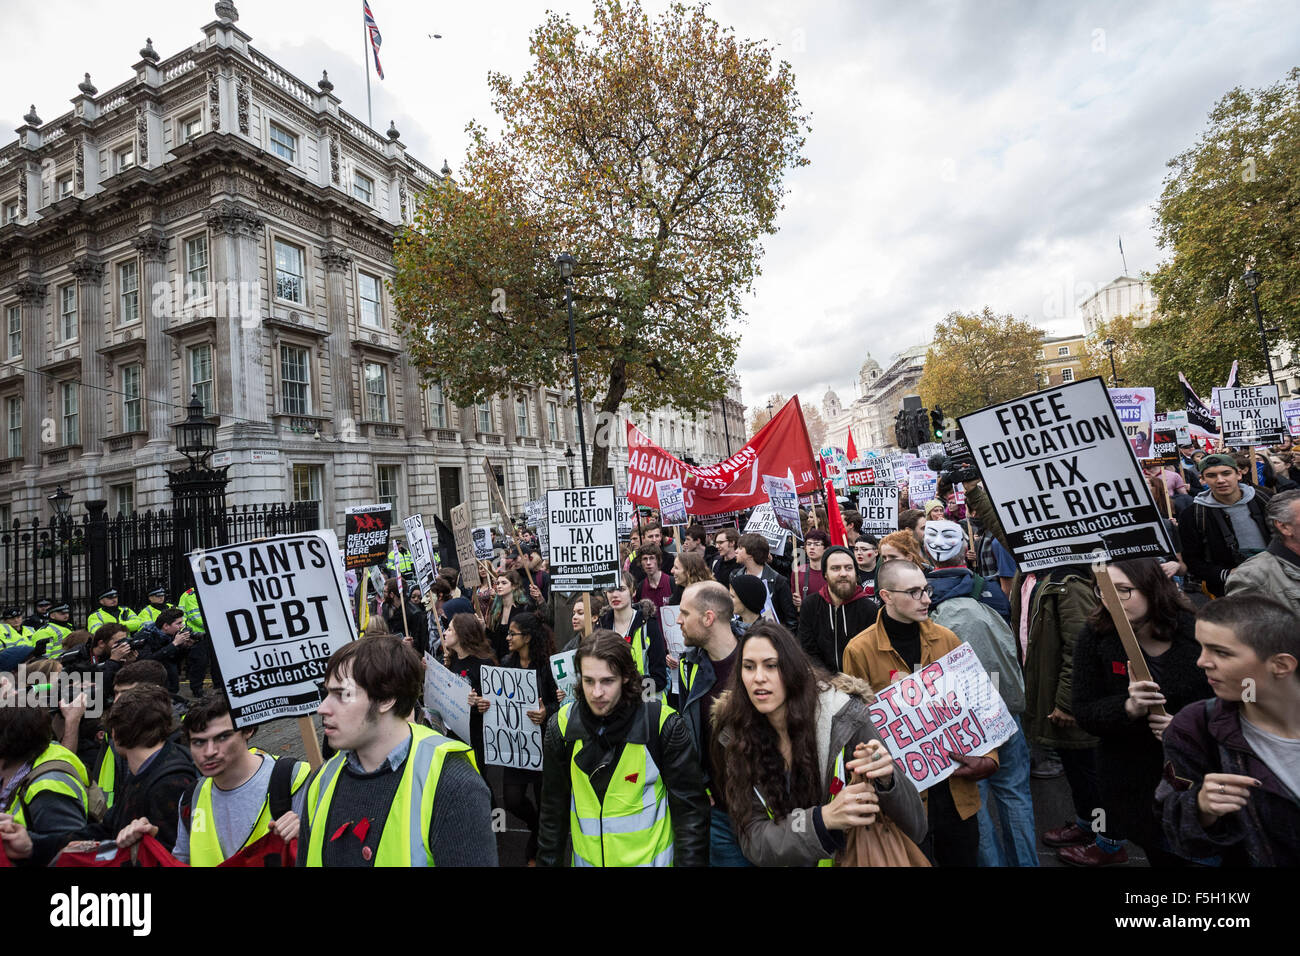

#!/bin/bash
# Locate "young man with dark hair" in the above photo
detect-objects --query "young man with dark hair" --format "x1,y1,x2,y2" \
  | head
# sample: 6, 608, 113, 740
735, 532, 798, 629
1159, 596, 1300, 865
629, 520, 675, 586
712, 528, 741, 586
797, 546, 877, 673
174, 691, 310, 865
299, 636, 496, 866
637, 543, 673, 609
0, 699, 90, 866
537, 630, 708, 866
81, 684, 197, 853
131, 606, 196, 693
681, 524, 710, 561
1182, 453, 1273, 597
1226, 489, 1300, 611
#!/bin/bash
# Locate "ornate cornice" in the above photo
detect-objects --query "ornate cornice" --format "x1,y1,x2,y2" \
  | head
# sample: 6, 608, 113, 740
321, 242, 352, 272
13, 280, 47, 303
205, 200, 265, 237
70, 256, 106, 284
133, 230, 169, 262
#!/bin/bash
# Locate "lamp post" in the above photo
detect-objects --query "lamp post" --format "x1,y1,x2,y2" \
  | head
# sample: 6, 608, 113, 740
1242, 269, 1276, 387
556, 253, 590, 486
1102, 337, 1122, 387
169, 391, 230, 584
564, 444, 576, 489
47, 485, 73, 605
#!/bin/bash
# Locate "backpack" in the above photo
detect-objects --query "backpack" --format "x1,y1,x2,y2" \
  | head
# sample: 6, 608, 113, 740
17, 759, 107, 823
179, 754, 298, 832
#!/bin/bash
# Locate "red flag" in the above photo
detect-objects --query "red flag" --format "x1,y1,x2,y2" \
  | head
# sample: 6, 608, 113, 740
626, 396, 819, 516
824, 480, 848, 546
846, 429, 858, 462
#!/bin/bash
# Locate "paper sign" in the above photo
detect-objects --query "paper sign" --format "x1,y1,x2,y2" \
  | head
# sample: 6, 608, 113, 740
1282, 399, 1300, 439
1109, 387, 1157, 459
1160, 410, 1191, 445
472, 526, 495, 561
656, 478, 688, 526
762, 473, 802, 540
550, 651, 579, 703
743, 503, 790, 555
959, 377, 1175, 571
403, 514, 437, 596
344, 503, 392, 570
658, 604, 686, 695
1215, 385, 1285, 447
450, 503, 481, 588
616, 495, 635, 541
855, 486, 899, 538
908, 470, 939, 505
917, 442, 944, 461
699, 510, 742, 532
480, 665, 543, 770
189, 530, 356, 727
423, 653, 473, 745
867, 643, 1017, 792
548, 486, 620, 591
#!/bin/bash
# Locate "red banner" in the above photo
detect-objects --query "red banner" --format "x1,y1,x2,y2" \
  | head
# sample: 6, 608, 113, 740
625, 396, 820, 516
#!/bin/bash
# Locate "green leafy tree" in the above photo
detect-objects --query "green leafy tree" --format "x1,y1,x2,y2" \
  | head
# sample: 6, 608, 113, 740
1148, 67, 1300, 394
916, 308, 1044, 416
391, 0, 809, 481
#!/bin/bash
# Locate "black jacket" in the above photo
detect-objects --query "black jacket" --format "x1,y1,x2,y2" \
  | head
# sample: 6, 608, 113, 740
756, 564, 799, 631
712, 556, 740, 587
536, 696, 709, 867
1181, 490, 1272, 596
72, 740, 196, 851
597, 603, 669, 693
1072, 610, 1213, 849
797, 586, 879, 673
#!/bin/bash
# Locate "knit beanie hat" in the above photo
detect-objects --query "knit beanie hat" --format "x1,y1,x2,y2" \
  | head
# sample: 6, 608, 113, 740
730, 574, 767, 615
1198, 453, 1237, 474
820, 545, 858, 574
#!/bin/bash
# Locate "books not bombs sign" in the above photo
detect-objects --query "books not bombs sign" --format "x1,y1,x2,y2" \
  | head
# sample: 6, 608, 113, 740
958, 377, 1173, 572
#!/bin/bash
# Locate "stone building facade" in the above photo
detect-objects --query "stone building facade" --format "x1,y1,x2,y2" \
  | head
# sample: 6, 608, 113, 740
0, 5, 742, 536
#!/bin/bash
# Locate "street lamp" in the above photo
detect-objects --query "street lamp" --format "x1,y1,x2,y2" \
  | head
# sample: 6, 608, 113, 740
46, 485, 73, 608
1102, 337, 1122, 387
556, 253, 590, 486
564, 444, 576, 489
173, 391, 217, 466
47, 485, 73, 522
1242, 269, 1276, 387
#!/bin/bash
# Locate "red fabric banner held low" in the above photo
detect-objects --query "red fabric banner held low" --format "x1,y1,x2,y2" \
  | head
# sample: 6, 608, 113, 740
626, 397, 820, 516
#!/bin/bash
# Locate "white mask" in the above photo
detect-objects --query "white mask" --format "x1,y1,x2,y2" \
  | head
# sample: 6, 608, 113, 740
923, 519, 965, 564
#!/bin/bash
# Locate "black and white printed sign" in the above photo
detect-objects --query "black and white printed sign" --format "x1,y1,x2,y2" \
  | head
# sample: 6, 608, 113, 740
190, 530, 357, 727
1214, 385, 1285, 447
547, 486, 620, 591
958, 377, 1174, 571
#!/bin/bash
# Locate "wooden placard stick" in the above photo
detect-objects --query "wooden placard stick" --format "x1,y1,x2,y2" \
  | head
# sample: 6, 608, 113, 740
298, 717, 324, 769
582, 592, 593, 638
1092, 564, 1166, 717
1248, 446, 1258, 486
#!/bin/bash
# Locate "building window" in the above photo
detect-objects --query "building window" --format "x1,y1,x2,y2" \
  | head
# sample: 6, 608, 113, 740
557, 466, 569, 489
188, 344, 214, 415
478, 401, 493, 434
268, 121, 297, 163
114, 144, 135, 172
376, 464, 400, 508
122, 364, 143, 432
61, 383, 79, 446
292, 464, 323, 504
546, 400, 559, 441
274, 239, 305, 303
515, 396, 530, 436
57, 175, 73, 199
1057, 345, 1070, 356
352, 170, 374, 204
58, 284, 77, 342
112, 484, 134, 517
428, 381, 447, 428
6, 397, 20, 459
1061, 367, 1075, 383
118, 260, 139, 324
179, 112, 203, 144
364, 362, 389, 422
184, 234, 208, 301
358, 272, 382, 327
1, 201, 17, 224
280, 344, 312, 415
527, 466, 541, 501
5, 306, 19, 359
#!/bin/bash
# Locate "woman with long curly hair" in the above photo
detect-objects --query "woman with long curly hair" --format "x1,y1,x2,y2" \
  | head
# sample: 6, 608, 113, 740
711, 621, 926, 866
498, 611, 558, 866
669, 551, 713, 606
487, 569, 534, 661
1068, 558, 1212, 867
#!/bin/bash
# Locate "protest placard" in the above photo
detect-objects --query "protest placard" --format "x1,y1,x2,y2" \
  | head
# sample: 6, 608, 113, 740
344, 503, 392, 570
402, 514, 437, 595
943, 431, 973, 463
762, 473, 802, 540
959, 377, 1174, 571
480, 665, 544, 770
616, 494, 635, 541
1160, 410, 1191, 445
1283, 399, 1300, 439
1108, 387, 1157, 459
472, 526, 495, 561
699, 510, 741, 532
656, 478, 688, 526
856, 486, 899, 538
867, 642, 1017, 793
1215, 385, 1285, 446
449, 502, 480, 588
1146, 428, 1179, 465
658, 604, 686, 695
743, 503, 790, 554
548, 486, 620, 591
917, 442, 944, 460
549, 650, 578, 703
525, 497, 551, 556
847, 466, 875, 489
908, 470, 938, 505
423, 653, 472, 745
190, 530, 356, 728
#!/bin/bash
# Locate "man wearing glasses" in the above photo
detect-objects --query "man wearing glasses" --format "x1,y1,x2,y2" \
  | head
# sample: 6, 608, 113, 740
842, 559, 998, 866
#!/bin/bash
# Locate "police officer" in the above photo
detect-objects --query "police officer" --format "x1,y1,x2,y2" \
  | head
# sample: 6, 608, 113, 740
537, 629, 709, 867
1, 607, 33, 648
134, 587, 174, 626
23, 598, 51, 631
177, 586, 210, 695
86, 589, 142, 634
32, 603, 73, 657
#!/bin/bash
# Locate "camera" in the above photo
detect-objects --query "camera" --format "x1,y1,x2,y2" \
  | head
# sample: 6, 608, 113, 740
927, 452, 981, 486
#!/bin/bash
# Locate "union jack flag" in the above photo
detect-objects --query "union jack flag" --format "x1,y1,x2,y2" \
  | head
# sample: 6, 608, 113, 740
363, 1, 384, 79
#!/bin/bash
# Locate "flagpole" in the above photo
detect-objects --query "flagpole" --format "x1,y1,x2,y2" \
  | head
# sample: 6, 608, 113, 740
364, 12, 373, 128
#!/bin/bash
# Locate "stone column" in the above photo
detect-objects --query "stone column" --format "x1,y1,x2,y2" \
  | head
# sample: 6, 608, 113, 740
71, 257, 106, 489
402, 355, 422, 437
205, 201, 267, 425
320, 243, 354, 431
14, 281, 45, 470
135, 231, 172, 443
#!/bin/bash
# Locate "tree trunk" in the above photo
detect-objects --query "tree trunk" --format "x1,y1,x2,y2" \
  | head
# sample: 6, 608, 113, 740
589, 358, 628, 487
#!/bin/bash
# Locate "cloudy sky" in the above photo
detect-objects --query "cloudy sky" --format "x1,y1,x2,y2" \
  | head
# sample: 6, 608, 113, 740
4, 0, 1298, 417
